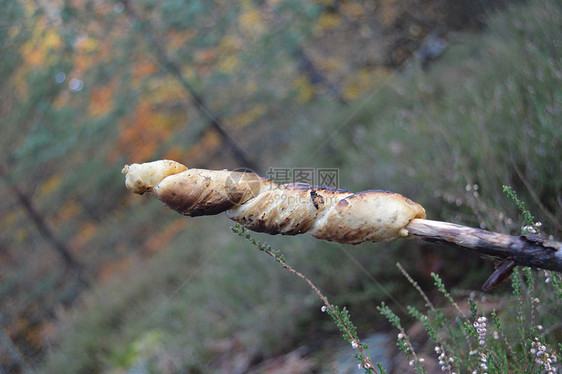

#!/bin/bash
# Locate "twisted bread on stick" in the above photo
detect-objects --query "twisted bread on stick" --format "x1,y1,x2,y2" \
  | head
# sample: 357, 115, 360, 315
122, 160, 426, 244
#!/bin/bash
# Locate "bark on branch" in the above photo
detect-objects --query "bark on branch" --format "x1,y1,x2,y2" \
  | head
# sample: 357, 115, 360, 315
405, 218, 562, 290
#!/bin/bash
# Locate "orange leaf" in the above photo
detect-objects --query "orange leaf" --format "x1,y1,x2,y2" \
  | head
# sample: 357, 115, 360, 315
88, 81, 117, 117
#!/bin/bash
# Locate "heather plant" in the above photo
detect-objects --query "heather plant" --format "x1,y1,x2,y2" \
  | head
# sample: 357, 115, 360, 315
378, 189, 561, 373
379, 266, 560, 373
232, 224, 381, 373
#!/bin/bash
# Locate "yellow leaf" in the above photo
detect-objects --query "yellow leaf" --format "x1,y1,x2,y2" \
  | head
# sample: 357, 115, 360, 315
218, 34, 243, 53
16, 228, 27, 242
314, 13, 341, 34
38, 174, 63, 199
342, 68, 387, 101
4, 210, 18, 225
218, 54, 239, 73
54, 200, 81, 226
231, 104, 267, 129
20, 19, 61, 66
238, 3, 265, 36
43, 29, 62, 50
76, 35, 98, 52
291, 75, 315, 103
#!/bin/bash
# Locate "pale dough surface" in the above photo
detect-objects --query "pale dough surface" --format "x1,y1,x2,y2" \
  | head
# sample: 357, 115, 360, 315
123, 160, 426, 243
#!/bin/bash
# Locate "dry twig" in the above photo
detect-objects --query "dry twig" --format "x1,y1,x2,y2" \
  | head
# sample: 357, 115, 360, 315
405, 219, 562, 290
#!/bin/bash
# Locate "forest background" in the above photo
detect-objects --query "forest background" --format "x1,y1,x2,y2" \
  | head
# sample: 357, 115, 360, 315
1, 0, 561, 373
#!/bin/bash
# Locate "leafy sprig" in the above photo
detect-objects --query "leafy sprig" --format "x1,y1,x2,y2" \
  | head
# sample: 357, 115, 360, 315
232, 224, 379, 373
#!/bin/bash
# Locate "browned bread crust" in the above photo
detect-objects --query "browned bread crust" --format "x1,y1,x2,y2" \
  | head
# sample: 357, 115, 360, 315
123, 160, 426, 243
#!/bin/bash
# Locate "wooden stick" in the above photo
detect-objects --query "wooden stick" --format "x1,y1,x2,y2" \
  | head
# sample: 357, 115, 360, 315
405, 218, 562, 290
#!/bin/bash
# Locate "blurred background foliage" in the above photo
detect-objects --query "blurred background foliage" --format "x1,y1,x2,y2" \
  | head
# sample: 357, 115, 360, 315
0, 0, 560, 372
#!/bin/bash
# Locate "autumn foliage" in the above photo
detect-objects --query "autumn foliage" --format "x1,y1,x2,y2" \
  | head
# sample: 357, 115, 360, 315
3, 0, 553, 372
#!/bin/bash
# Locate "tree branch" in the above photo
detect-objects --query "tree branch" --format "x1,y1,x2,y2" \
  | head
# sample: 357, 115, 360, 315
405, 218, 562, 290
121, 0, 259, 172
0, 163, 89, 286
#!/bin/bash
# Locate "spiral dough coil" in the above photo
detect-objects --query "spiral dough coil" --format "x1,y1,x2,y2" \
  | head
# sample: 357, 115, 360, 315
122, 160, 426, 244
